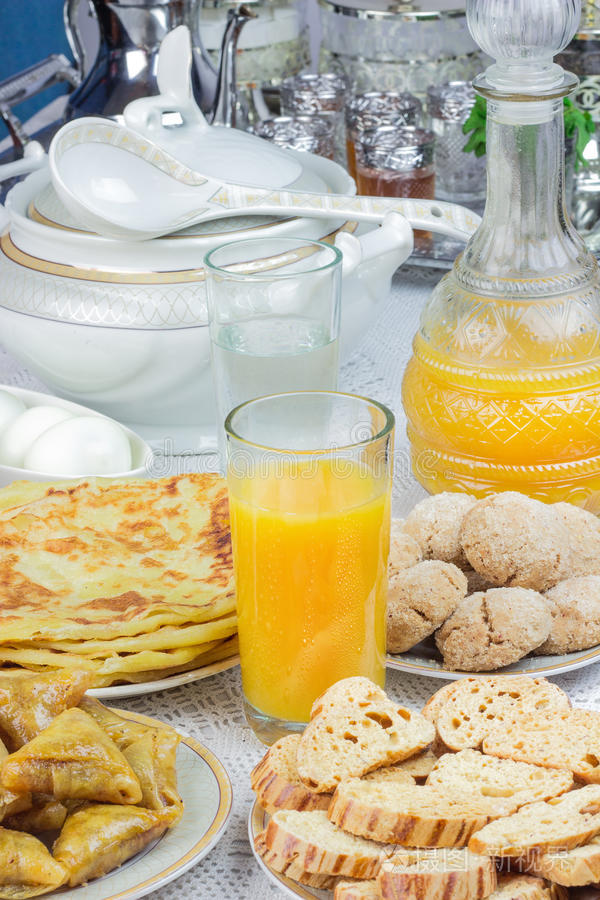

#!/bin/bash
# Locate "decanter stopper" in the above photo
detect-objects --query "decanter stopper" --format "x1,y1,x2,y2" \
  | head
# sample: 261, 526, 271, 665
467, 0, 581, 93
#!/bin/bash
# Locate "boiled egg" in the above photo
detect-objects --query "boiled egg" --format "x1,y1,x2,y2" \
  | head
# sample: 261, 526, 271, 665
0, 390, 26, 431
0, 406, 74, 468
24, 416, 132, 476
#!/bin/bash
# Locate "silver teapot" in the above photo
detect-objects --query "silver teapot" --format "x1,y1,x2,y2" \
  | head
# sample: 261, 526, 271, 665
64, 0, 254, 124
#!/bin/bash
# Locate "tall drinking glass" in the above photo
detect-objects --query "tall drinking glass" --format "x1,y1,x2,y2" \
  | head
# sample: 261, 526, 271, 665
225, 391, 394, 744
205, 238, 342, 464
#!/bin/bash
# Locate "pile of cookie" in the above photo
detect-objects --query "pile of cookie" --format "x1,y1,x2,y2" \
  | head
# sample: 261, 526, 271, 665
388, 491, 600, 670
252, 674, 600, 899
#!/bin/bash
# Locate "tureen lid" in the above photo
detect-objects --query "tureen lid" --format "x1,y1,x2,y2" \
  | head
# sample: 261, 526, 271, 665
319, 0, 467, 20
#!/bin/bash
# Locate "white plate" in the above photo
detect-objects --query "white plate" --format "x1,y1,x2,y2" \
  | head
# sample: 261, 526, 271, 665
56, 708, 233, 900
88, 650, 240, 700
386, 639, 600, 680
249, 801, 327, 900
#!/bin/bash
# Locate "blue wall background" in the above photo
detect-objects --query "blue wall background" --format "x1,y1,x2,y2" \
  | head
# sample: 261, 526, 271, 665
0, 0, 72, 130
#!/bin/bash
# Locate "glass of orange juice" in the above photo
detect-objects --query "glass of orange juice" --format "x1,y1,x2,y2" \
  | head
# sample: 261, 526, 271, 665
225, 390, 394, 744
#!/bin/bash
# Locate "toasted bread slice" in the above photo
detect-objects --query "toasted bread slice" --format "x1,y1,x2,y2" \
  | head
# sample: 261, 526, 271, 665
435, 676, 570, 751
482, 708, 600, 783
468, 784, 600, 856
421, 682, 461, 724
250, 735, 331, 814
533, 834, 600, 886
426, 749, 573, 807
254, 832, 337, 889
490, 874, 568, 900
364, 749, 438, 785
328, 780, 511, 847
335, 881, 380, 900
297, 678, 434, 793
263, 809, 393, 879
376, 848, 496, 900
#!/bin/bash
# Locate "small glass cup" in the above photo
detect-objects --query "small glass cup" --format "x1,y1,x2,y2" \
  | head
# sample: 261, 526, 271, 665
225, 390, 394, 743
345, 91, 422, 181
205, 238, 342, 466
355, 125, 435, 249
280, 72, 347, 164
427, 81, 486, 204
253, 114, 335, 159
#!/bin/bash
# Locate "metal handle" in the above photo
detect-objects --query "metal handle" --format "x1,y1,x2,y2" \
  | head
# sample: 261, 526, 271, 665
0, 54, 80, 154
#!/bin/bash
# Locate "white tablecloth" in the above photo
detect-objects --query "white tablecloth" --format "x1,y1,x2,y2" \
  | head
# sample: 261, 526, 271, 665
1, 265, 598, 899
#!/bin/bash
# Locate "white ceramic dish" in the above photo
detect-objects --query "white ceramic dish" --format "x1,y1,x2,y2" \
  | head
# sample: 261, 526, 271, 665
0, 385, 152, 486
88, 648, 240, 700
386, 640, 600, 680
0, 158, 411, 452
57, 708, 233, 900
249, 801, 327, 900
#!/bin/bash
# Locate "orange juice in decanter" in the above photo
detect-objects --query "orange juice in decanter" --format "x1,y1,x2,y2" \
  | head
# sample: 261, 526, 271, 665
402, 0, 600, 512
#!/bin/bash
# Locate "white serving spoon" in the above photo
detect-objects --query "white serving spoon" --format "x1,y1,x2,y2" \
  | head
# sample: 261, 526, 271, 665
49, 117, 480, 242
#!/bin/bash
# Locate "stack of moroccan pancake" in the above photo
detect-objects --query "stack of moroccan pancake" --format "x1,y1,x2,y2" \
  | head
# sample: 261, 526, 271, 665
0, 473, 237, 687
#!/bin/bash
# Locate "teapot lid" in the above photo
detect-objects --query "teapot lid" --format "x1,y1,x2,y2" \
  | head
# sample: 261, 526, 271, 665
122, 26, 325, 192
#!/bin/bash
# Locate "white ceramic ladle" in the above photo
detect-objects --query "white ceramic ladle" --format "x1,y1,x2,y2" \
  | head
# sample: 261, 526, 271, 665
49, 116, 480, 243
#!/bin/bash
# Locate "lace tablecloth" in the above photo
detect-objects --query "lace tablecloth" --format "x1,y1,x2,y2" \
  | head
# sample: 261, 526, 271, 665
1, 265, 599, 899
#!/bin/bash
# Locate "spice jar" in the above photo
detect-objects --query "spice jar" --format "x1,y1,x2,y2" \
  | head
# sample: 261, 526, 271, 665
345, 91, 422, 180
253, 115, 336, 159
427, 81, 486, 204
280, 72, 347, 164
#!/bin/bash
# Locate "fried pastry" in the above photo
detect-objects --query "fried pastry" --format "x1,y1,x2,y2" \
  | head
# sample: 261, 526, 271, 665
0, 669, 92, 751
77, 698, 150, 749
1, 708, 142, 805
53, 803, 179, 887
0, 826, 68, 898
122, 729, 182, 813
4, 798, 67, 834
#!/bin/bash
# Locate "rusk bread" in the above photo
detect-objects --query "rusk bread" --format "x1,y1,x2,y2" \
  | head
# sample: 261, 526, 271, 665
533, 834, 600, 886
421, 682, 460, 723
468, 784, 600, 856
376, 848, 496, 900
328, 780, 511, 847
254, 832, 338, 889
334, 882, 379, 900
297, 678, 434, 793
376, 748, 438, 783
434, 676, 570, 751
262, 810, 393, 878
250, 735, 330, 814
489, 874, 568, 900
426, 749, 574, 807
482, 708, 600, 782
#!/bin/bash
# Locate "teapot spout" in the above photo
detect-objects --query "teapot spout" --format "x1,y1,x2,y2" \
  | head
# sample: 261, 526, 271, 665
209, 4, 257, 127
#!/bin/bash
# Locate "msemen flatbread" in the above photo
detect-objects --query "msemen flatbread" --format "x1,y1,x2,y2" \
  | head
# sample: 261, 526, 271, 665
0, 474, 236, 685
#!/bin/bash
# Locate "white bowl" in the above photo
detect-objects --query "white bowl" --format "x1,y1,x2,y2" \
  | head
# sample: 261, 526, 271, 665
0, 386, 153, 487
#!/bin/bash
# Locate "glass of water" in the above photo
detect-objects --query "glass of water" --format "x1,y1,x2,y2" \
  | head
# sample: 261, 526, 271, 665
204, 237, 342, 463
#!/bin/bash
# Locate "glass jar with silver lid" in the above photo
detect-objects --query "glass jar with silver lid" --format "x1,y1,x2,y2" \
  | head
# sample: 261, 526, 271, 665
426, 80, 486, 204
345, 91, 422, 179
318, 0, 485, 100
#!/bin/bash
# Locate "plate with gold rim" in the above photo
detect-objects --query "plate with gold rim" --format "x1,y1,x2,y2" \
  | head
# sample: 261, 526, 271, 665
249, 800, 328, 900
55, 708, 233, 899
386, 640, 600, 680
88, 647, 240, 700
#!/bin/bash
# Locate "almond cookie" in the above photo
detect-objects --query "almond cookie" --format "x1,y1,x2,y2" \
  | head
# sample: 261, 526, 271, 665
387, 561, 467, 653
435, 588, 551, 671
535, 575, 600, 655
389, 519, 422, 575
554, 502, 600, 577
403, 492, 476, 567
460, 492, 570, 591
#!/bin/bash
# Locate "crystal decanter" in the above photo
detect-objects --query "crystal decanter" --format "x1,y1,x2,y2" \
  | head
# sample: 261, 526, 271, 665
402, 0, 600, 511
